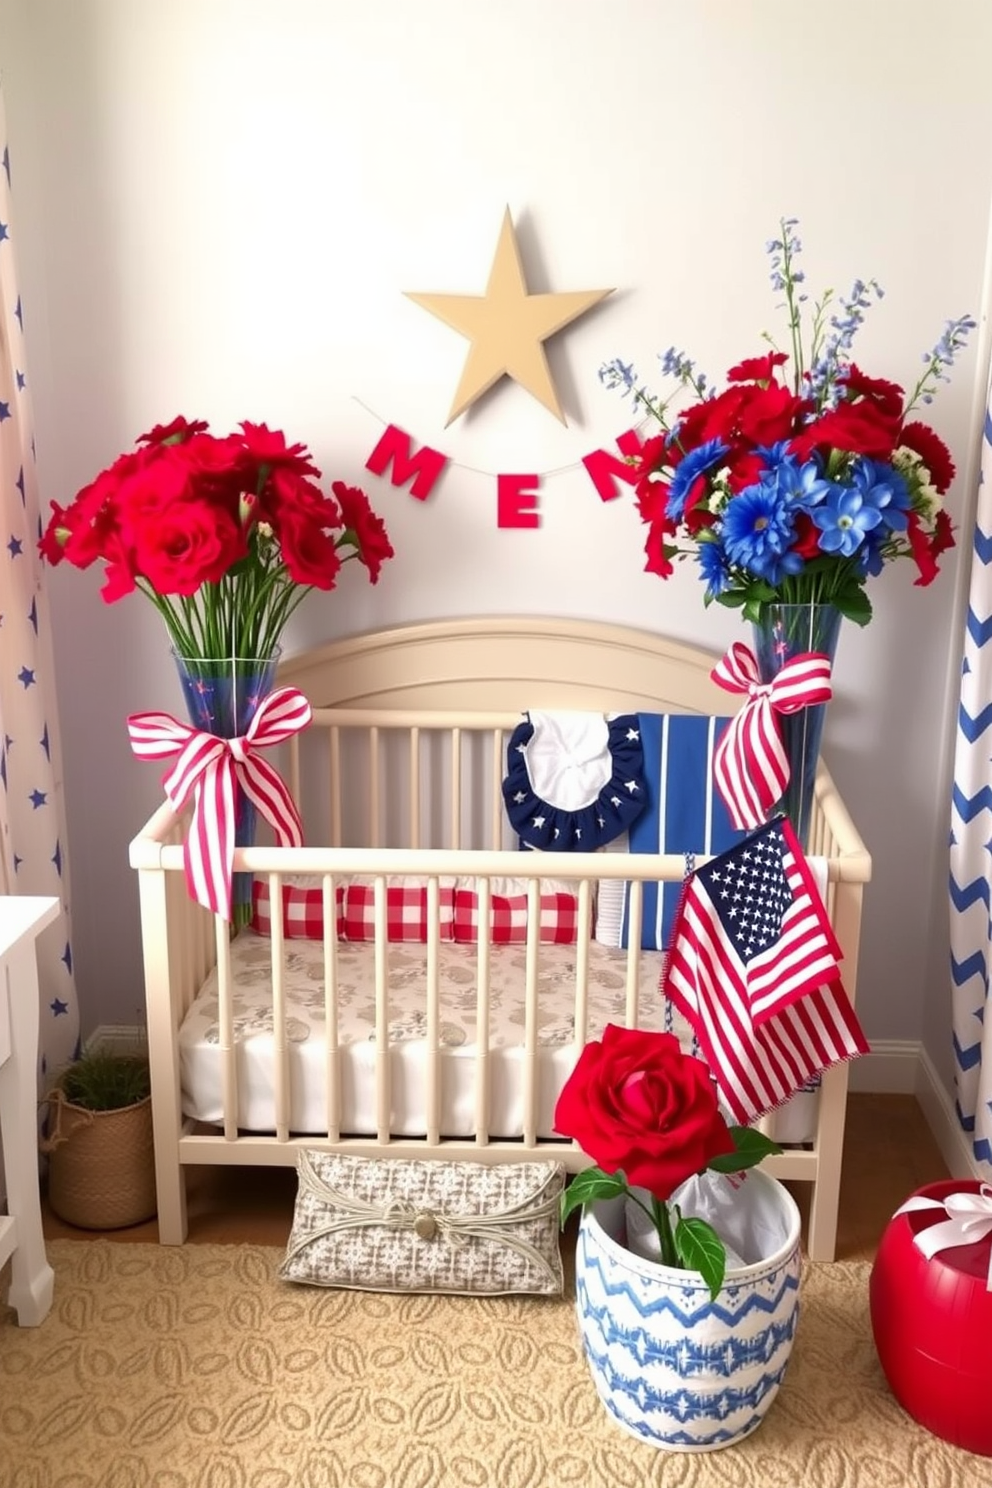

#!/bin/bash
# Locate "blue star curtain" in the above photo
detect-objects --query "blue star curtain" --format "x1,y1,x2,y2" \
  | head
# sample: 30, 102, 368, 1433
950, 395, 992, 1174
0, 89, 79, 1092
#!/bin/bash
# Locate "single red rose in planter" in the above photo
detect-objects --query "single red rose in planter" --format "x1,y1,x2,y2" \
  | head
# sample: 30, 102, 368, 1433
555, 1023, 781, 1298
554, 1025, 735, 1199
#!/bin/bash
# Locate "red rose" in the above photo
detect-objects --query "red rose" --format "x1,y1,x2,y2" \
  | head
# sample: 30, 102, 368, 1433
131, 498, 245, 595
899, 421, 956, 494
331, 481, 394, 583
553, 1024, 735, 1199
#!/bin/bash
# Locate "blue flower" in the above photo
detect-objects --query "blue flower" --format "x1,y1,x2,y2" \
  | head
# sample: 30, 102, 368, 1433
759, 449, 833, 509
849, 457, 910, 533
811, 487, 884, 557
698, 538, 732, 597
666, 439, 728, 521
721, 484, 803, 583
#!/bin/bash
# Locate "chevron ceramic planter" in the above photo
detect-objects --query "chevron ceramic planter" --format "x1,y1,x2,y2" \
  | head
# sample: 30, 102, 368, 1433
574, 1170, 802, 1451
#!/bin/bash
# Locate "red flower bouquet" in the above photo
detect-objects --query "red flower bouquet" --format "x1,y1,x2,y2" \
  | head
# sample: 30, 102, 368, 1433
556, 1024, 779, 1297
39, 416, 394, 660
601, 220, 974, 625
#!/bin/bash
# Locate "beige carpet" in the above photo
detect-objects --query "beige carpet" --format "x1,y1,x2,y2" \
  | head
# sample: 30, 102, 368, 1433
0, 1241, 988, 1487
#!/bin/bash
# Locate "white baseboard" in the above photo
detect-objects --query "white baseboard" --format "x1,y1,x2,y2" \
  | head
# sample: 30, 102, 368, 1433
847, 1039, 919, 1094
915, 1045, 982, 1180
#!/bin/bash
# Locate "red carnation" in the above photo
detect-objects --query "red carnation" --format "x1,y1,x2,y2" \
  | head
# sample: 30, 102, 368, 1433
332, 481, 395, 583
726, 351, 789, 384
792, 401, 900, 462
736, 382, 808, 446
137, 416, 210, 446
277, 510, 344, 590
643, 520, 676, 579
907, 509, 956, 586
840, 365, 905, 419
239, 421, 321, 481
899, 421, 957, 494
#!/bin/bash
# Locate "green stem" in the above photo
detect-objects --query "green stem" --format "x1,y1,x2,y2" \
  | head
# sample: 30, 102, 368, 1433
624, 1190, 678, 1266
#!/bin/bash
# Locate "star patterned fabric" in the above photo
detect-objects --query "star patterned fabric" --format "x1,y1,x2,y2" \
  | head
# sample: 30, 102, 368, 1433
501, 712, 647, 851
0, 94, 79, 1079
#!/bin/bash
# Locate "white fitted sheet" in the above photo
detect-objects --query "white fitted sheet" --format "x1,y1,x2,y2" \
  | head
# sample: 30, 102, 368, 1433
178, 930, 689, 1138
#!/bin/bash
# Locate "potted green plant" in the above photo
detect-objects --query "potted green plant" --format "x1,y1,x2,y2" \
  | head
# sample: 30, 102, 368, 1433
41, 1047, 157, 1229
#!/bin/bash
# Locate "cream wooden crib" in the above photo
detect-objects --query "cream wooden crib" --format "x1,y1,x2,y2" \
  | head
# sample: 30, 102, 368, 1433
129, 616, 871, 1261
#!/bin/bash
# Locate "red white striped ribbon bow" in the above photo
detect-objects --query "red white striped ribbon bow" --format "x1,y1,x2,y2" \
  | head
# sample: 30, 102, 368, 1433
128, 687, 312, 921
710, 643, 833, 830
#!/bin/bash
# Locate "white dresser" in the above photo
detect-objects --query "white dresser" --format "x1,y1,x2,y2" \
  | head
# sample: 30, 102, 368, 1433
0, 894, 60, 1326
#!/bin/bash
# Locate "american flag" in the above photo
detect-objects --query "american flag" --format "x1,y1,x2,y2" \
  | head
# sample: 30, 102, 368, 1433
662, 816, 868, 1123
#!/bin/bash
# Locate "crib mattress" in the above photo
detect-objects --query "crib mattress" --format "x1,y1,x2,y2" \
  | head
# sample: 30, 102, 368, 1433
179, 930, 688, 1138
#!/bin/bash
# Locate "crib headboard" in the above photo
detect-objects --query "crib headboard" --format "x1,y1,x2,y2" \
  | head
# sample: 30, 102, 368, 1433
277, 615, 731, 715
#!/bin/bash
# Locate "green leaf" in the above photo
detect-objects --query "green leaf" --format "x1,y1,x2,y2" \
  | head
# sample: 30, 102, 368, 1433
674, 1216, 727, 1299
559, 1167, 628, 1227
706, 1125, 783, 1173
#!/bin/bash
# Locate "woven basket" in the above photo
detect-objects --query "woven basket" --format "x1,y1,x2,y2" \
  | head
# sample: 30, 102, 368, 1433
43, 1086, 157, 1230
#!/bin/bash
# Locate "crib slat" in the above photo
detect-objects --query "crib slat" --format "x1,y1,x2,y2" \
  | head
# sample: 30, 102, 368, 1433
450, 728, 462, 849
270, 877, 290, 1143
215, 917, 238, 1142
323, 874, 341, 1141
425, 875, 441, 1147
490, 729, 504, 850
473, 877, 492, 1145
370, 727, 381, 848
522, 878, 540, 1147
373, 875, 390, 1142
329, 726, 342, 848
574, 879, 592, 1046
409, 728, 421, 848
625, 881, 643, 1028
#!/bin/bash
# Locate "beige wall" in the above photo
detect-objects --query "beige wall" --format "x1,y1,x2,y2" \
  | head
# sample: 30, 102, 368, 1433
1, 0, 991, 1107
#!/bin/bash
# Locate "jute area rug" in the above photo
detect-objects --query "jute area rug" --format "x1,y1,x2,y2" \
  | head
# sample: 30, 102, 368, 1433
1, 1240, 987, 1488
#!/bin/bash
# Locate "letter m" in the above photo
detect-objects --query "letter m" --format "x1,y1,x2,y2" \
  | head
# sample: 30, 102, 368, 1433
365, 424, 449, 502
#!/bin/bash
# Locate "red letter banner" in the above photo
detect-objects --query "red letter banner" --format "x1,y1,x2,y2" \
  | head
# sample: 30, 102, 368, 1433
497, 474, 541, 529
365, 424, 449, 501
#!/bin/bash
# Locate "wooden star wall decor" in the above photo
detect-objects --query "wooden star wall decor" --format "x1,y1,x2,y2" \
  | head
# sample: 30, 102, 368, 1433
405, 208, 614, 426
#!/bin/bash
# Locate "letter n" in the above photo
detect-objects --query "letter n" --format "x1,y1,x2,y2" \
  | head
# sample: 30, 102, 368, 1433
365, 424, 449, 501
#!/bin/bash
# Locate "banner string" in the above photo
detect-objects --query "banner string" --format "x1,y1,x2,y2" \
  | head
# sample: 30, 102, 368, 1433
350, 394, 650, 484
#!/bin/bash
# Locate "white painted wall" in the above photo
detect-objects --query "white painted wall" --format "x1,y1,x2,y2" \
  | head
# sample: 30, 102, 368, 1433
1, 0, 990, 1110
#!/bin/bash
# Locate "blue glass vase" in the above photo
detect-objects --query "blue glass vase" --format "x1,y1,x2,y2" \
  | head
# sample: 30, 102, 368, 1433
750, 604, 842, 850
171, 649, 281, 923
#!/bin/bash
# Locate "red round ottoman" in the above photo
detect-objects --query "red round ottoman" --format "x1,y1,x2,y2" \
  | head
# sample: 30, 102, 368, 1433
869, 1178, 992, 1456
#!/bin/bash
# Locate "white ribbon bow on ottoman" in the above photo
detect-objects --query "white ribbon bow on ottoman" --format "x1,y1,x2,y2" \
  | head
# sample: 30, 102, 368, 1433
894, 1185, 992, 1291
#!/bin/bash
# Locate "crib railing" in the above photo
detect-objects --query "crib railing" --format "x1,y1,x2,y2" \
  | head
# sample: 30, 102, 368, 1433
129, 708, 870, 1257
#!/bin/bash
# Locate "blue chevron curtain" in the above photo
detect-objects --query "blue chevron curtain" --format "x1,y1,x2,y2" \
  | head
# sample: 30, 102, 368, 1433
0, 87, 79, 1093
950, 402, 992, 1172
